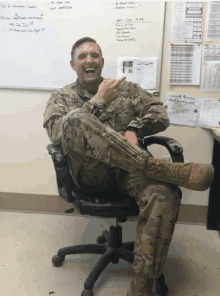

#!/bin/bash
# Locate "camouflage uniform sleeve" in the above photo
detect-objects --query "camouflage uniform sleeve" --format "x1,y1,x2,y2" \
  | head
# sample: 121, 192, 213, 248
43, 91, 107, 146
43, 91, 69, 146
82, 93, 107, 118
126, 83, 170, 139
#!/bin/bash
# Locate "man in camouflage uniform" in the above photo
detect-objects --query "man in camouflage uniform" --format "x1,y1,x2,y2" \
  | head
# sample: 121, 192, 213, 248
43, 37, 214, 296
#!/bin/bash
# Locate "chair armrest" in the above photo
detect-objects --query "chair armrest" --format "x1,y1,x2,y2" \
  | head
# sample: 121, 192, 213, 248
141, 136, 184, 163
47, 144, 76, 204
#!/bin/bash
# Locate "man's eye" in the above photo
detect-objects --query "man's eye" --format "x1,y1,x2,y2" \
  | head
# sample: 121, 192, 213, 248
79, 55, 86, 59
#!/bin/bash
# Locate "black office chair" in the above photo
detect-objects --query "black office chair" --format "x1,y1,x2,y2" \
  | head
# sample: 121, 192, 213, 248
47, 136, 183, 296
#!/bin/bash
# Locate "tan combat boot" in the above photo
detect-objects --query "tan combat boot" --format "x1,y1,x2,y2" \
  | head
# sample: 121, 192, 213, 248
127, 276, 155, 296
145, 158, 214, 191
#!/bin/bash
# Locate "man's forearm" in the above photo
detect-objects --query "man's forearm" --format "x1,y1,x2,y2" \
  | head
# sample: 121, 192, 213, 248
46, 95, 107, 146
127, 105, 170, 139
82, 93, 107, 118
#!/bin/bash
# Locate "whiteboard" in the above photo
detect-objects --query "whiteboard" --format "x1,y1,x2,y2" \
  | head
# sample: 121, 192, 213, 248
0, 0, 165, 94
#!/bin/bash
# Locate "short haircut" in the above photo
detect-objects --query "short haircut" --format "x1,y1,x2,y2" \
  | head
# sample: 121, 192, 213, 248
71, 37, 102, 61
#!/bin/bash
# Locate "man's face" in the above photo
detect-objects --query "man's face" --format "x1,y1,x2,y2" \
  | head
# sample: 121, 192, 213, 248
70, 42, 104, 85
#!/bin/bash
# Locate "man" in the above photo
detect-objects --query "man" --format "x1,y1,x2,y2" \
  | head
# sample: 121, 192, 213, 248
43, 37, 214, 296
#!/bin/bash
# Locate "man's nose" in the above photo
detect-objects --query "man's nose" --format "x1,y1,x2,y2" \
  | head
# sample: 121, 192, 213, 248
85, 54, 93, 63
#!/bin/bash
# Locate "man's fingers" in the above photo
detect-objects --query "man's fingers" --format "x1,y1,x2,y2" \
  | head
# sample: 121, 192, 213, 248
102, 76, 126, 88
113, 76, 126, 87
111, 88, 118, 96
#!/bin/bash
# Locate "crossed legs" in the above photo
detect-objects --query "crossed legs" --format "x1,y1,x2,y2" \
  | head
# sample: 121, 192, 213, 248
62, 109, 181, 295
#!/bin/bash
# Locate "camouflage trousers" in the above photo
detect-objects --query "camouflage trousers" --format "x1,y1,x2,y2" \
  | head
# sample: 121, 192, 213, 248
61, 109, 181, 283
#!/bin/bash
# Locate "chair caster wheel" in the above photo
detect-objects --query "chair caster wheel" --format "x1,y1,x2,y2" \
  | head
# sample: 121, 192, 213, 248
52, 255, 65, 267
97, 235, 106, 244
97, 230, 109, 244
81, 289, 94, 296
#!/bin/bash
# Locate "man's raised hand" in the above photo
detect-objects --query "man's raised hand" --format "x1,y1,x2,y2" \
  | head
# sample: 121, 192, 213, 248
98, 76, 126, 104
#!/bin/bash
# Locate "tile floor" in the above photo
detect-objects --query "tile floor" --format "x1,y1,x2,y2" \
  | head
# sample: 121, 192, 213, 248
1, 210, 220, 296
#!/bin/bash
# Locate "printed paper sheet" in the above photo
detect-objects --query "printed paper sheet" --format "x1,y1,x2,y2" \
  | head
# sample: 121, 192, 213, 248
171, 1, 204, 43
204, 1, 220, 42
201, 44, 220, 92
164, 93, 220, 128
198, 98, 220, 128
163, 93, 201, 127
169, 44, 201, 85
117, 57, 157, 90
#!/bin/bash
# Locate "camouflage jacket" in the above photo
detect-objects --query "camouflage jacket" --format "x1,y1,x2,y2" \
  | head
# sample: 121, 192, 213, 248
43, 78, 170, 147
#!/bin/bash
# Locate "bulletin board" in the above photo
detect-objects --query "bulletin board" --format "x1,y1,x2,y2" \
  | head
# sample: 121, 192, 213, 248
0, 0, 165, 94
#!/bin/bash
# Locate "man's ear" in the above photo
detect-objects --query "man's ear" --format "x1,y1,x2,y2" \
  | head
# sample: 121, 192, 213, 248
70, 60, 75, 71
101, 58, 104, 68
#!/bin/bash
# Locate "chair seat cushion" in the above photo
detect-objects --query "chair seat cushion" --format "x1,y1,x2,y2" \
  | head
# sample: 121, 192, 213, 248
74, 192, 140, 219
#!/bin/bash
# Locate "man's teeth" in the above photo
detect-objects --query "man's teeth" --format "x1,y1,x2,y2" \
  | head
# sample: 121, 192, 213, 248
85, 68, 95, 73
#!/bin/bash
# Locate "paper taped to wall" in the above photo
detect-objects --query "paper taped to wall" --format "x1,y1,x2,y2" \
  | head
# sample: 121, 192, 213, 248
163, 93, 220, 128
201, 45, 220, 92
163, 93, 201, 127
171, 1, 204, 43
117, 57, 158, 90
169, 44, 201, 85
198, 98, 220, 127
205, 1, 220, 42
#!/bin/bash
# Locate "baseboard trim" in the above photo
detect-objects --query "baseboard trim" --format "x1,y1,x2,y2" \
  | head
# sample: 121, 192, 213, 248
0, 192, 208, 226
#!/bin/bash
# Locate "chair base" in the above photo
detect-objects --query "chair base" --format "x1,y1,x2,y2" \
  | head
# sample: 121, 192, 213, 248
52, 225, 168, 296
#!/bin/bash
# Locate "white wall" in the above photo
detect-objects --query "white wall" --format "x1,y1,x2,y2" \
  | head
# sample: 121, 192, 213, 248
0, 2, 216, 206
0, 89, 58, 195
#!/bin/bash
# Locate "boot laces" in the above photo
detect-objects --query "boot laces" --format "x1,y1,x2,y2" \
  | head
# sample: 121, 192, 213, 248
148, 161, 189, 183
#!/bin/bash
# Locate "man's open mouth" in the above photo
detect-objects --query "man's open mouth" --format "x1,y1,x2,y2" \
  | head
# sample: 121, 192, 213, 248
84, 68, 96, 74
